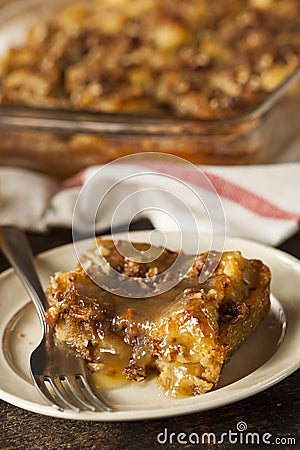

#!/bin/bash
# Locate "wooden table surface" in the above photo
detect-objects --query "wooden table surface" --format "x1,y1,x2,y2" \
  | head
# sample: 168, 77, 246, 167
0, 226, 299, 450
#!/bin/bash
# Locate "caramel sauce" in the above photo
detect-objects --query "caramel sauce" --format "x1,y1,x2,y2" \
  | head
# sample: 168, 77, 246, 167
91, 351, 131, 390
75, 276, 208, 325
60, 241, 225, 390
73, 274, 222, 390
47, 240, 271, 396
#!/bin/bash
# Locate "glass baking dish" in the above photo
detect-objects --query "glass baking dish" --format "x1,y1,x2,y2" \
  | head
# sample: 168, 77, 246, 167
0, 0, 300, 179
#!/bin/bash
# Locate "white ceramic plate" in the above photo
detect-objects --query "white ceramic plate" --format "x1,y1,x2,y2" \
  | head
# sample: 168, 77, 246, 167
0, 231, 299, 421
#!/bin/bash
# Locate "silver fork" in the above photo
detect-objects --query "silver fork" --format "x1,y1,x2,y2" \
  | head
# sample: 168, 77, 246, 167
0, 226, 112, 413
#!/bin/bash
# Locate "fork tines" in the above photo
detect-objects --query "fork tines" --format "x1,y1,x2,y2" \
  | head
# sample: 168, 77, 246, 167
35, 372, 112, 412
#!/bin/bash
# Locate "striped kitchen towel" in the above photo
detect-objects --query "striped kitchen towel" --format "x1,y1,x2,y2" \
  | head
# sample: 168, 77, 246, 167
0, 161, 299, 246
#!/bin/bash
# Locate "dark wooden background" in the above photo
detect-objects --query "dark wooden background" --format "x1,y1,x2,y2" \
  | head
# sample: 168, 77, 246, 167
0, 225, 299, 450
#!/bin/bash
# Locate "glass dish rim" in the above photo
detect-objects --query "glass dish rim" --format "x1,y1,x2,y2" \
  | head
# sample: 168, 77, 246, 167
0, 0, 300, 137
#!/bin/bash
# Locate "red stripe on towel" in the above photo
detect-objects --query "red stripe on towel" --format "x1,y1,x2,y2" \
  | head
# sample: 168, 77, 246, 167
63, 171, 85, 189
137, 162, 300, 222
65, 163, 300, 223
204, 172, 300, 222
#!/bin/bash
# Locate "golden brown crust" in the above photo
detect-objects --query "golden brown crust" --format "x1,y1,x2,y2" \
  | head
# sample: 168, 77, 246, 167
45, 239, 271, 397
1, 0, 299, 119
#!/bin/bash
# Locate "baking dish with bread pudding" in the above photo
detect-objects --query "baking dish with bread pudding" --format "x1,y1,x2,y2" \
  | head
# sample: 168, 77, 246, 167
0, 0, 300, 177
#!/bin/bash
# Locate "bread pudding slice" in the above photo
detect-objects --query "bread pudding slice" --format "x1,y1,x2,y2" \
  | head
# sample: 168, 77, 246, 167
45, 239, 271, 397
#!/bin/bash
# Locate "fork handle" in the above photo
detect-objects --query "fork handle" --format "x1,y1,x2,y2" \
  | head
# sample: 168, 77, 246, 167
0, 225, 47, 333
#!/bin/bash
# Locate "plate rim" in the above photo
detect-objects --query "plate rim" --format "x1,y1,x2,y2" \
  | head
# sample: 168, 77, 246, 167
0, 231, 299, 421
